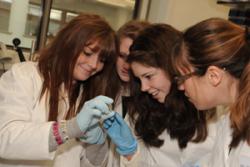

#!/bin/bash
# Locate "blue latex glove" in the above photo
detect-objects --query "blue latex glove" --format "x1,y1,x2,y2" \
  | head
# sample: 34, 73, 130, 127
76, 95, 115, 132
79, 124, 106, 144
103, 113, 137, 155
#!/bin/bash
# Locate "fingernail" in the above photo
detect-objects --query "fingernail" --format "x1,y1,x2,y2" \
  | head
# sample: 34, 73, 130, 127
107, 104, 113, 111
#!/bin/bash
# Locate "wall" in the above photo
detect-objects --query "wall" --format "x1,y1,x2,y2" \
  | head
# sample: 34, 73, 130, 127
0, 0, 134, 48
146, 0, 230, 30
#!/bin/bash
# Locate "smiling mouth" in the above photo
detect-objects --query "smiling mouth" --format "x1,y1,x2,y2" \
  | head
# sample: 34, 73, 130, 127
184, 93, 190, 99
80, 65, 91, 73
186, 96, 193, 103
121, 69, 128, 75
151, 91, 159, 98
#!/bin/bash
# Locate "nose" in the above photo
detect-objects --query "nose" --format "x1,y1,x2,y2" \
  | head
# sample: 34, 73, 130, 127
140, 81, 150, 92
88, 54, 99, 70
123, 62, 129, 70
178, 83, 185, 91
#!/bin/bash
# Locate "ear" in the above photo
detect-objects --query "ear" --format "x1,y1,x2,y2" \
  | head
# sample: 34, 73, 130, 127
206, 66, 224, 86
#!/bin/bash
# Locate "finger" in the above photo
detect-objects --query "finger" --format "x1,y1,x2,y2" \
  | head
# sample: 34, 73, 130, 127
87, 123, 99, 131
104, 119, 113, 126
114, 112, 124, 123
101, 110, 115, 120
87, 99, 111, 114
95, 95, 114, 104
109, 115, 115, 122
90, 109, 102, 117
103, 122, 111, 129
94, 96, 114, 113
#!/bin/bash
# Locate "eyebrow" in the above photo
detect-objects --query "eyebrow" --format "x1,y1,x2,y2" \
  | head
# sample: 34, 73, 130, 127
85, 43, 100, 52
120, 52, 128, 56
141, 71, 155, 77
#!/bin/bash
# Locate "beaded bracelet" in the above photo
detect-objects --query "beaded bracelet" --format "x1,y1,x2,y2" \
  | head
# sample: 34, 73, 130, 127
52, 122, 63, 145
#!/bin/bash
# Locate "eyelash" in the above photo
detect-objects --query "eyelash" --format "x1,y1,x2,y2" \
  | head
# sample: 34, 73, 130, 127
100, 56, 107, 63
119, 54, 128, 60
145, 74, 153, 80
82, 49, 107, 63
83, 50, 92, 57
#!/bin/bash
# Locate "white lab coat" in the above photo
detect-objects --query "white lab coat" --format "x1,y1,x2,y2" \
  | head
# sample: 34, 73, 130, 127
0, 62, 108, 167
120, 116, 219, 167
202, 114, 250, 167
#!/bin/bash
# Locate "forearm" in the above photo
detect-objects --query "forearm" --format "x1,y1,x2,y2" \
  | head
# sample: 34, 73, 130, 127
0, 121, 55, 160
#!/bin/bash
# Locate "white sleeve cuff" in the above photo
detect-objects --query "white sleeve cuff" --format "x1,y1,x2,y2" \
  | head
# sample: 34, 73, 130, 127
120, 145, 140, 167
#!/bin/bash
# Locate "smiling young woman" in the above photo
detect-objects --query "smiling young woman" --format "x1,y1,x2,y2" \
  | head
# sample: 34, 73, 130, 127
0, 13, 117, 167
104, 23, 218, 167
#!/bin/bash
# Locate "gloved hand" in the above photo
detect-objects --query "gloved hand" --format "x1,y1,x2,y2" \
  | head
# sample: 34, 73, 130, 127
76, 95, 115, 133
79, 124, 106, 144
103, 113, 137, 155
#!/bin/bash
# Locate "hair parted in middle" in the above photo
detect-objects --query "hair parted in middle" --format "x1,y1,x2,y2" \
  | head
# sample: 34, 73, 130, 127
105, 20, 150, 104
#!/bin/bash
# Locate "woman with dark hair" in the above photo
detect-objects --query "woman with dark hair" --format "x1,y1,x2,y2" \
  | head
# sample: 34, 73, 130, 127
170, 18, 250, 167
106, 20, 150, 167
0, 13, 117, 167
104, 23, 218, 166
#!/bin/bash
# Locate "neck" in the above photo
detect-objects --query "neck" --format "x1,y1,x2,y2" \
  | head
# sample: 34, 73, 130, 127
225, 78, 239, 106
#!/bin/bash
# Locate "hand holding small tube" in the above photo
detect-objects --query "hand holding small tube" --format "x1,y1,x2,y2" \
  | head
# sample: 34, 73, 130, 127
76, 95, 115, 133
103, 113, 137, 155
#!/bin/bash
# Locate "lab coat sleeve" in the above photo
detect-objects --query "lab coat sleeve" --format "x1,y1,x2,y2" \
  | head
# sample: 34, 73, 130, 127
120, 146, 140, 167
0, 63, 55, 160
80, 141, 109, 167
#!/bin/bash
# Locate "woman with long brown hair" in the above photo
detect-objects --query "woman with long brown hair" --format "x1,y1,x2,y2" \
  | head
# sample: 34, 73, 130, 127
0, 13, 117, 167
104, 23, 218, 167
106, 20, 150, 167
171, 18, 250, 166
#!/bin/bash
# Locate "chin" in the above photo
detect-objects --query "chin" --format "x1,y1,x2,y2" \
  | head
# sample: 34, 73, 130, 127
195, 104, 210, 111
75, 74, 91, 81
120, 76, 130, 82
157, 98, 165, 103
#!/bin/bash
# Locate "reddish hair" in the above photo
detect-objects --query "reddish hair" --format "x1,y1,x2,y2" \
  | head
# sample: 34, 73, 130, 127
38, 13, 117, 121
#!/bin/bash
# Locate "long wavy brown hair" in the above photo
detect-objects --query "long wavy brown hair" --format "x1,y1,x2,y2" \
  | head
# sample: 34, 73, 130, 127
38, 13, 117, 121
127, 23, 209, 148
171, 18, 250, 148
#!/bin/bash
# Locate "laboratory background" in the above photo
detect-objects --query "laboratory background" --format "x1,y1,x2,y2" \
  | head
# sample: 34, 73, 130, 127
0, 0, 248, 74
